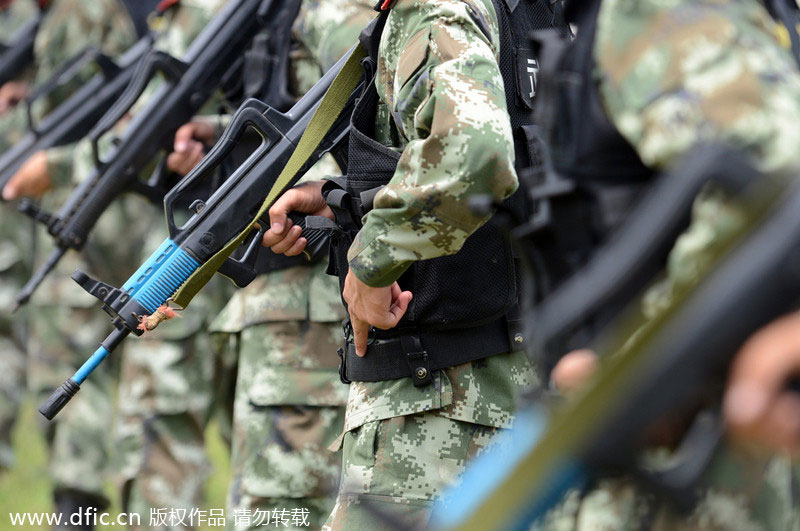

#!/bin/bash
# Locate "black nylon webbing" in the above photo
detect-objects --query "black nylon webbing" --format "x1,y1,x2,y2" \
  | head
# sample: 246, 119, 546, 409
341, 317, 513, 382
120, 0, 160, 38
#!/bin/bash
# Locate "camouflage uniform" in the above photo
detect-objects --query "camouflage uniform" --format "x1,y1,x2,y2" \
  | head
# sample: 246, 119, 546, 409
210, 262, 348, 531
0, 0, 39, 474
539, 0, 800, 528
0, 0, 38, 50
53, 1, 233, 525
0, 0, 135, 153
322, 0, 538, 527
0, 0, 136, 502
21, 0, 225, 520
208, 2, 374, 529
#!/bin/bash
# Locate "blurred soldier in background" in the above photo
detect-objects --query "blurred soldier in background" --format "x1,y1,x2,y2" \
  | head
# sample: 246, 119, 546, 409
0, 0, 40, 476
0, 1, 234, 528
169, 1, 374, 528
0, 2, 137, 527
541, 0, 800, 528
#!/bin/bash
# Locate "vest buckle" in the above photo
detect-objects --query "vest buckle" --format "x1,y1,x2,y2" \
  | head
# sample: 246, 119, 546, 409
337, 347, 351, 385
401, 335, 432, 387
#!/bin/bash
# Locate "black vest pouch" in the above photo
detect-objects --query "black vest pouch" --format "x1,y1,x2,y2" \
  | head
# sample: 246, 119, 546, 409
339, 67, 519, 331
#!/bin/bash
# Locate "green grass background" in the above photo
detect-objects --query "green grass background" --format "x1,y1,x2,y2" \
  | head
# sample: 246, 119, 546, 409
0, 398, 231, 530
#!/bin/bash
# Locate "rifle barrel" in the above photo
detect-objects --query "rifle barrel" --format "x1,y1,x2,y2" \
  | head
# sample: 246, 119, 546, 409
12, 245, 66, 312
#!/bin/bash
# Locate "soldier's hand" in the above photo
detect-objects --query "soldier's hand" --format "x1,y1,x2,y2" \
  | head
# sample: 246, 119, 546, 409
551, 349, 599, 393
262, 180, 332, 256
2, 151, 52, 200
0, 80, 29, 114
343, 270, 412, 357
166, 119, 216, 176
725, 313, 800, 454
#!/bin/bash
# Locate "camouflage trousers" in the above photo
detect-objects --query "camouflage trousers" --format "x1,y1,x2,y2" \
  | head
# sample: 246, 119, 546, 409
217, 321, 347, 531
323, 412, 501, 529
0, 208, 31, 472
0, 210, 111, 504
0, 298, 26, 472
536, 444, 800, 531
114, 323, 236, 531
27, 303, 115, 504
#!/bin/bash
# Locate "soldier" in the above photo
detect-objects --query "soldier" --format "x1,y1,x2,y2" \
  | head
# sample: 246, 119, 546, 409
0, 0, 39, 476
168, 2, 375, 528
262, 0, 558, 526
1, 1, 231, 528
0, 2, 137, 526
539, 0, 800, 528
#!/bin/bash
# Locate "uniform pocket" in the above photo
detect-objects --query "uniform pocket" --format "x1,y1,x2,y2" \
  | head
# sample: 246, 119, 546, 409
237, 403, 344, 499
248, 367, 348, 408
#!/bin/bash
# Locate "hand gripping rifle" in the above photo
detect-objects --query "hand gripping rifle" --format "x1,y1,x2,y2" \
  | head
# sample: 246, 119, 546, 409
12, 0, 276, 310
0, 7, 42, 87
37, 42, 365, 420
430, 147, 800, 530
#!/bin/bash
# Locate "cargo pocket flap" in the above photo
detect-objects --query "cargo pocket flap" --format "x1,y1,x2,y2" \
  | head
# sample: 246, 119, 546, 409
249, 367, 349, 407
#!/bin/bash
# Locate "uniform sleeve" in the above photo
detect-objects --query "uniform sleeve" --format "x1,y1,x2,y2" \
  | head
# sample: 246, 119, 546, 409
596, 0, 800, 173
45, 143, 77, 189
347, 0, 517, 287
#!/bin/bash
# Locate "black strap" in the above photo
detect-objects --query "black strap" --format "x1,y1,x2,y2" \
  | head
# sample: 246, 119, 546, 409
339, 317, 513, 385
768, 0, 800, 66
359, 6, 390, 64
119, 0, 160, 38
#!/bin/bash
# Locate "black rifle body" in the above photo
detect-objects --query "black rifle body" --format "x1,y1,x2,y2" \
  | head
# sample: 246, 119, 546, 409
40, 49, 358, 420
0, 12, 41, 87
15, 0, 274, 307
0, 36, 154, 189
433, 151, 800, 530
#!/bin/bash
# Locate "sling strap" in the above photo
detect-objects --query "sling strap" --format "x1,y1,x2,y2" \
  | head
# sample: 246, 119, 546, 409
171, 41, 368, 308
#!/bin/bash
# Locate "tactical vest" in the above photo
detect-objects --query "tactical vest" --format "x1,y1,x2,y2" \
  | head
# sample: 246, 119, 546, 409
327, 0, 570, 386
521, 0, 656, 306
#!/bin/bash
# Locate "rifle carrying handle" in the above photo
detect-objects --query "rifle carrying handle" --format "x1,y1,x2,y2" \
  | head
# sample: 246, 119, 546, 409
25, 46, 120, 133
89, 50, 187, 166
163, 98, 280, 236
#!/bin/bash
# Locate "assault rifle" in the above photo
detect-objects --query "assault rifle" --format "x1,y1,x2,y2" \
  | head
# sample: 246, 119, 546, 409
0, 35, 154, 189
431, 148, 800, 530
0, 7, 42, 87
38, 44, 361, 419
12, 0, 278, 310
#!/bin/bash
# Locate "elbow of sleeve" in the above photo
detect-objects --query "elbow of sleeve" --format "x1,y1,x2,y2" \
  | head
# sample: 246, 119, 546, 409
485, 147, 518, 202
